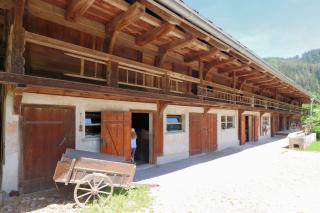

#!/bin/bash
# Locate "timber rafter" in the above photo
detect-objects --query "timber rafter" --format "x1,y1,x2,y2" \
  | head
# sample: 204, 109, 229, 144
66, 0, 95, 21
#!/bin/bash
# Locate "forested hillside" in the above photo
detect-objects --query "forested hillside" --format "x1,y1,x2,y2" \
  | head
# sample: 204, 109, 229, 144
265, 49, 320, 99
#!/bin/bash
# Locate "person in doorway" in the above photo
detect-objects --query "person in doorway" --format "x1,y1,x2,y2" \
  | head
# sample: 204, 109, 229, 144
131, 128, 138, 164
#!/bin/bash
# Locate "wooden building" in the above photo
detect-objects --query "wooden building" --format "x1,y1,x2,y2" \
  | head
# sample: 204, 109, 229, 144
0, 0, 312, 193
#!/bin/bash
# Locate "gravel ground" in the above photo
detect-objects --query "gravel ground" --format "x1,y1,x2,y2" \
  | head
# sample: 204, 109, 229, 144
2, 136, 320, 213
136, 136, 320, 213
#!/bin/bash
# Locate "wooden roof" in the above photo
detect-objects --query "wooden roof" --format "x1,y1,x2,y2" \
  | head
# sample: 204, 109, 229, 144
21, 0, 312, 102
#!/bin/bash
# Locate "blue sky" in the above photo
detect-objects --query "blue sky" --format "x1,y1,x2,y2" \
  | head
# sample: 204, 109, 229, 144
185, 0, 320, 58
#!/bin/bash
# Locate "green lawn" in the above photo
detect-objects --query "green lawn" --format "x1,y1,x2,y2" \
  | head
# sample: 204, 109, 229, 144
306, 140, 320, 152
81, 186, 153, 213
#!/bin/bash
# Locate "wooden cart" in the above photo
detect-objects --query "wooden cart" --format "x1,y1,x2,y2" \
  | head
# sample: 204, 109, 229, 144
53, 149, 136, 208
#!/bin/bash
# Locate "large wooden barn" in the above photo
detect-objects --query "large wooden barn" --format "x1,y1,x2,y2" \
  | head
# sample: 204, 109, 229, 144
0, 0, 312, 193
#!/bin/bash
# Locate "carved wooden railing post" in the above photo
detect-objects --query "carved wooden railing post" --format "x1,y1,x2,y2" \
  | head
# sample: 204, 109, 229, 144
107, 61, 119, 87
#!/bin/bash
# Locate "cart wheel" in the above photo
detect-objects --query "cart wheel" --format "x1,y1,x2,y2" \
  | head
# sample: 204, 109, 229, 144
74, 173, 113, 208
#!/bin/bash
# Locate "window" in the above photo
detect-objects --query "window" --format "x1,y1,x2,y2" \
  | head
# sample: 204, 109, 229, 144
85, 112, 101, 136
166, 115, 183, 132
221, 116, 235, 129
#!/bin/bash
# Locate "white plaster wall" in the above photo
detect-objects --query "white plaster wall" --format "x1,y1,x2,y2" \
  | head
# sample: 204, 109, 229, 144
22, 93, 157, 153
2, 92, 157, 193
157, 105, 203, 164
208, 109, 239, 151
2, 91, 20, 192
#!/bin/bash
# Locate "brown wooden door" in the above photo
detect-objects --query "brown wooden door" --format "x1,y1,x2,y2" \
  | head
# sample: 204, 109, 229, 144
100, 112, 131, 161
253, 115, 259, 141
22, 105, 75, 193
240, 115, 246, 145
189, 113, 202, 155
207, 114, 217, 152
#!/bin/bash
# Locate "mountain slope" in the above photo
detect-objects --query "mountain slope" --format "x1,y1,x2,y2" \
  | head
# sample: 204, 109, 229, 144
265, 49, 320, 99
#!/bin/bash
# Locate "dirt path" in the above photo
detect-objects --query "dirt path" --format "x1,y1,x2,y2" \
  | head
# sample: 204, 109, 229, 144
136, 136, 320, 213
2, 136, 320, 213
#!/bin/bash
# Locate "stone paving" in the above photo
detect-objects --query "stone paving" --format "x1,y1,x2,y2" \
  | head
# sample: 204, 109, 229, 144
1, 136, 320, 213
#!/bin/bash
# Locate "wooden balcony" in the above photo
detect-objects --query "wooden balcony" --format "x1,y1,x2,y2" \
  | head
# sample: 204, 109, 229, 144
198, 87, 302, 113
21, 31, 302, 114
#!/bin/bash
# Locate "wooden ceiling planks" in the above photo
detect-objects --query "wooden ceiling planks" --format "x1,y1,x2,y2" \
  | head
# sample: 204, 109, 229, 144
66, 0, 95, 21
26, 0, 308, 100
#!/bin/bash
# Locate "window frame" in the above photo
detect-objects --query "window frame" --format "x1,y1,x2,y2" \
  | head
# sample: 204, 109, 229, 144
221, 115, 235, 130
166, 115, 184, 132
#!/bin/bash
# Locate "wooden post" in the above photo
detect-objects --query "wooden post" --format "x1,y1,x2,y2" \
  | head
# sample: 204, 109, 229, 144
162, 74, 170, 94
238, 110, 246, 145
6, 0, 26, 74
199, 59, 204, 100
153, 102, 167, 163
108, 61, 119, 87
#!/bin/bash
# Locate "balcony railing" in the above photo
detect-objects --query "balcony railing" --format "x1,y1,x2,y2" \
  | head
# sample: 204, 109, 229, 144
198, 87, 302, 113
24, 31, 303, 114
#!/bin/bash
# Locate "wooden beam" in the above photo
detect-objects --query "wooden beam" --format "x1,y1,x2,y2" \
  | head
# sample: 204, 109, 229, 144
257, 82, 280, 87
24, 31, 201, 84
66, 0, 95, 21
160, 34, 194, 52
184, 48, 219, 63
6, 0, 25, 74
106, 2, 145, 33
219, 64, 250, 74
238, 73, 262, 82
156, 34, 194, 67
0, 0, 15, 9
209, 58, 237, 68
242, 75, 266, 82
136, 22, 175, 46
106, 2, 145, 53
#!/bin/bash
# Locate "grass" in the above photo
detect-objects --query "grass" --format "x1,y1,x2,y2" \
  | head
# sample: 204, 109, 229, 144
306, 140, 320, 152
80, 186, 153, 213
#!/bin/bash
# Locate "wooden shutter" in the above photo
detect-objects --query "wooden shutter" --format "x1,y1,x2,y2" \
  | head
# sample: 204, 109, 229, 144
207, 113, 217, 152
100, 111, 131, 161
189, 113, 202, 155
240, 115, 246, 145
253, 115, 259, 141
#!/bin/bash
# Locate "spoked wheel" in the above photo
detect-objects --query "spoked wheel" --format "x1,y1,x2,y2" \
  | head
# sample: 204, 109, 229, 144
74, 173, 113, 208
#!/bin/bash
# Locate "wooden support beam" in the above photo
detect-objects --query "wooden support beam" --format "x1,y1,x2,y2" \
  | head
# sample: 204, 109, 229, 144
244, 75, 266, 82
209, 58, 237, 68
160, 34, 194, 52
106, 2, 145, 53
106, 2, 145, 33
219, 64, 249, 74
236, 72, 255, 78
66, 0, 95, 21
136, 22, 175, 46
13, 89, 23, 114
157, 34, 194, 67
199, 59, 204, 99
184, 48, 220, 63
257, 82, 280, 87
0, 0, 15, 9
6, 0, 25, 74
253, 78, 275, 86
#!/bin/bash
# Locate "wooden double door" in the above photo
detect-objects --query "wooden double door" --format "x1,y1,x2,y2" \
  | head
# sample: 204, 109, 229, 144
22, 105, 75, 193
189, 113, 217, 155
